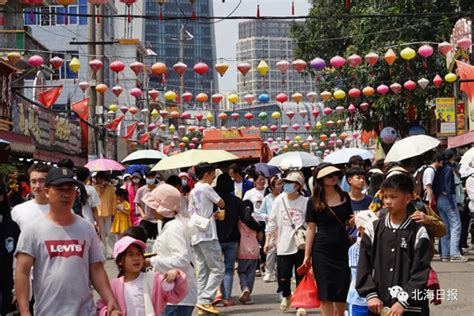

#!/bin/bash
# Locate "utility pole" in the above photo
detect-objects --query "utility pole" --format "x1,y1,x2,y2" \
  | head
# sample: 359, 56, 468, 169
87, 2, 97, 158
97, 4, 105, 158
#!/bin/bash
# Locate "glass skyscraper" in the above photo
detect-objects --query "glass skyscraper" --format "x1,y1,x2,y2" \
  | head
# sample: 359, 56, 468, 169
144, 0, 218, 96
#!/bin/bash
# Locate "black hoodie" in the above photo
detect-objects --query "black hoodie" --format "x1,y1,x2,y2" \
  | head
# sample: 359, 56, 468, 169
215, 174, 261, 242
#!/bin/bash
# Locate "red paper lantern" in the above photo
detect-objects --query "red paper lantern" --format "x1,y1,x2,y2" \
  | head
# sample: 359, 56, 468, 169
148, 89, 160, 101
112, 86, 123, 97
403, 80, 416, 91
173, 62, 188, 77
89, 59, 103, 73
276, 93, 288, 104
193, 62, 209, 76
182, 92, 193, 103
211, 93, 223, 104
348, 88, 361, 98
49, 56, 64, 69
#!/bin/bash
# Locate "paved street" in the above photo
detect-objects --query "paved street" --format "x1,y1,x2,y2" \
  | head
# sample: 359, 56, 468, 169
103, 252, 474, 315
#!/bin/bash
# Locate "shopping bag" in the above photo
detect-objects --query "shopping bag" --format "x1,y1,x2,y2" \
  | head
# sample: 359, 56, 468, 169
290, 272, 320, 309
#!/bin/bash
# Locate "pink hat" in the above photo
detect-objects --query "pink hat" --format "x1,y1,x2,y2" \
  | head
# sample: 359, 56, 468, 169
113, 236, 146, 259
141, 184, 182, 218
179, 172, 190, 179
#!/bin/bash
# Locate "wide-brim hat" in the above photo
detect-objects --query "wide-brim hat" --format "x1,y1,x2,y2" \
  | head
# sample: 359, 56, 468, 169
316, 164, 342, 179
113, 236, 146, 259
141, 184, 182, 218
283, 171, 305, 187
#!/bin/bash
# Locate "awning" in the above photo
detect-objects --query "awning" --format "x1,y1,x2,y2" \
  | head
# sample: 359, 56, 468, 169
448, 131, 474, 148
201, 128, 263, 160
34, 148, 87, 166
0, 131, 35, 154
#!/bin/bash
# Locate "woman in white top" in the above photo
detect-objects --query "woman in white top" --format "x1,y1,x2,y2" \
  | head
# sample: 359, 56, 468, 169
243, 171, 266, 213
142, 184, 197, 316
264, 171, 308, 312
259, 176, 283, 282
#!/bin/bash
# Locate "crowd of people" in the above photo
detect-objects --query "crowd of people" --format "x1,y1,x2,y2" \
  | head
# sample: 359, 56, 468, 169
0, 149, 473, 316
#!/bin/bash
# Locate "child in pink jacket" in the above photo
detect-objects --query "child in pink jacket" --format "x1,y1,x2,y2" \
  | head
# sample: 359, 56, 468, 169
97, 236, 188, 316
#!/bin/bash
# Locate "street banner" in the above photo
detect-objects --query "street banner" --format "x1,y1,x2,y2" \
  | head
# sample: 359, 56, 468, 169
72, 98, 89, 150
456, 60, 474, 102
123, 122, 137, 139
105, 115, 125, 131
435, 97, 456, 136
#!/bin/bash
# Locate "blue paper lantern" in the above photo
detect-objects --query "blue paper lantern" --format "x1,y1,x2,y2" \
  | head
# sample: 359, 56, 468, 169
258, 93, 270, 103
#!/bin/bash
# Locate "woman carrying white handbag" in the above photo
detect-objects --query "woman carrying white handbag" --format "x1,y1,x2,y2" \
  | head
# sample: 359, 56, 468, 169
264, 171, 308, 312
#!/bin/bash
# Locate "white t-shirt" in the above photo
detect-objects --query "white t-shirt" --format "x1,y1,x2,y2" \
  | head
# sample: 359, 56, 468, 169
82, 184, 100, 226
422, 166, 436, 190
266, 193, 308, 255
11, 200, 49, 231
15, 215, 105, 315
188, 182, 221, 246
234, 181, 243, 199
466, 176, 474, 212
243, 188, 265, 213
124, 273, 145, 316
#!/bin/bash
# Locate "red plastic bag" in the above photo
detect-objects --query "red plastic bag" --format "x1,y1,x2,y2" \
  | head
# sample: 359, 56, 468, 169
290, 272, 320, 309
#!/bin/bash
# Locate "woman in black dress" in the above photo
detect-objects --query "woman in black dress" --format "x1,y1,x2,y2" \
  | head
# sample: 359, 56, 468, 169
304, 163, 354, 316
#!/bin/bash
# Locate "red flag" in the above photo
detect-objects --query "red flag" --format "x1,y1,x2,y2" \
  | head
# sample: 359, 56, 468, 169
38, 86, 63, 108
72, 98, 90, 150
138, 132, 150, 144
105, 115, 125, 131
123, 122, 137, 139
72, 98, 89, 120
456, 60, 474, 102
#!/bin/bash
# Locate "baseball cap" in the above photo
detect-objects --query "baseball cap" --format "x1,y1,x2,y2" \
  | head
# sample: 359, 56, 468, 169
113, 236, 147, 259
283, 171, 305, 187
45, 167, 80, 187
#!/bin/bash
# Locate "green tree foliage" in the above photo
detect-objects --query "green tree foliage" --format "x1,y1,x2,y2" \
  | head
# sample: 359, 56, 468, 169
291, 0, 474, 136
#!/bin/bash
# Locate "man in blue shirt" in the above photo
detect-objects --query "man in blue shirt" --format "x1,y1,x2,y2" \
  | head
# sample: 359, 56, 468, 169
434, 149, 468, 263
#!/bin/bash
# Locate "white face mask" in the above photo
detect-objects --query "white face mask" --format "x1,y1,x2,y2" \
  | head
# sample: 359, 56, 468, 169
146, 179, 156, 185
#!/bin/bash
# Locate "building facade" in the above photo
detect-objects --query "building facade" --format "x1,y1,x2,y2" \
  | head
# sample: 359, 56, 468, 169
236, 20, 313, 100
143, 0, 218, 95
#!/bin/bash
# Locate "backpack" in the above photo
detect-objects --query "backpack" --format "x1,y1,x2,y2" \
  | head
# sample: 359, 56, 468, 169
414, 165, 434, 198
431, 167, 444, 198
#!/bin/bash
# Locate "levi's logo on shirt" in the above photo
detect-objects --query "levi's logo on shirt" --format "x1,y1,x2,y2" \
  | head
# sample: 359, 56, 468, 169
45, 240, 86, 258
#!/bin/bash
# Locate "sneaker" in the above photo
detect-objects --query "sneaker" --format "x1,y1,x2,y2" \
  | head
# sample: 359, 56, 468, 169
450, 255, 469, 263
280, 296, 291, 312
263, 273, 271, 282
462, 248, 471, 254
196, 304, 220, 315
255, 269, 262, 277
239, 289, 250, 304
198, 310, 206, 315
441, 257, 450, 262
296, 308, 307, 316
211, 295, 222, 306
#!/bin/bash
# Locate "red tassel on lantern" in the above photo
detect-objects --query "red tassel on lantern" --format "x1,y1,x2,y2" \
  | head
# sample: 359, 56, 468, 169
345, 0, 350, 10
291, 1, 294, 16
96, 6, 100, 23
160, 7, 163, 20
257, 4, 260, 18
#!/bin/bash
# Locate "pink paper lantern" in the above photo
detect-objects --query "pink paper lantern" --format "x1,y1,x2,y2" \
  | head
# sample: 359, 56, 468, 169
112, 86, 123, 97
89, 59, 103, 73
438, 41, 453, 55
130, 88, 142, 98
433, 74, 443, 88
181, 112, 191, 120
365, 52, 379, 66
231, 113, 240, 120
390, 83, 402, 94
291, 123, 300, 131
244, 112, 254, 120
330, 55, 346, 68
28, 55, 44, 67
348, 103, 356, 113
299, 110, 307, 118
376, 84, 389, 95
281, 124, 289, 131
347, 54, 362, 68
130, 61, 144, 75
304, 122, 311, 130
360, 102, 369, 111
312, 108, 320, 119
457, 38, 472, 51
79, 81, 90, 93
417, 45, 433, 58
323, 107, 333, 115
270, 125, 278, 132
49, 56, 64, 69
148, 123, 156, 131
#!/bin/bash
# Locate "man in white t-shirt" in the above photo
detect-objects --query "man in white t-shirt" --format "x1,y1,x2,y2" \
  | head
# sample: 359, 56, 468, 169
15, 167, 119, 316
188, 163, 225, 315
422, 153, 444, 204
76, 167, 101, 231
229, 163, 254, 199
11, 164, 52, 231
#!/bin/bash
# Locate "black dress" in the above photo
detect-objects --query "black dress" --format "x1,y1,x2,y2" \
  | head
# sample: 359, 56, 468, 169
306, 195, 353, 302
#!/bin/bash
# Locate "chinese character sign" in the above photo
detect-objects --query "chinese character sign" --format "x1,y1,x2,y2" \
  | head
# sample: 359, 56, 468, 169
435, 97, 456, 136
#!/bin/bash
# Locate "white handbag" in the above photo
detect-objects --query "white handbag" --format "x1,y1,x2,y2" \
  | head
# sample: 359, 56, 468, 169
189, 213, 211, 232
282, 198, 306, 250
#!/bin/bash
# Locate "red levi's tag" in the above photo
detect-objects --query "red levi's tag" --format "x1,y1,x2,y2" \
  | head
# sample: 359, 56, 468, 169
45, 240, 86, 258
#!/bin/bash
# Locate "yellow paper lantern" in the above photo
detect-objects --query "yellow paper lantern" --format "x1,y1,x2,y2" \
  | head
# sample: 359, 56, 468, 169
182, 136, 189, 143
257, 60, 270, 77
260, 126, 269, 133
320, 91, 332, 101
151, 109, 159, 119
69, 57, 80, 74
109, 104, 118, 112
7, 52, 22, 65
400, 47, 416, 61
294, 135, 302, 142
333, 89, 346, 100
227, 94, 239, 104
164, 91, 177, 102
271, 111, 282, 120
292, 92, 303, 104
169, 124, 176, 133
207, 113, 214, 123
315, 122, 322, 130
444, 72, 457, 83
